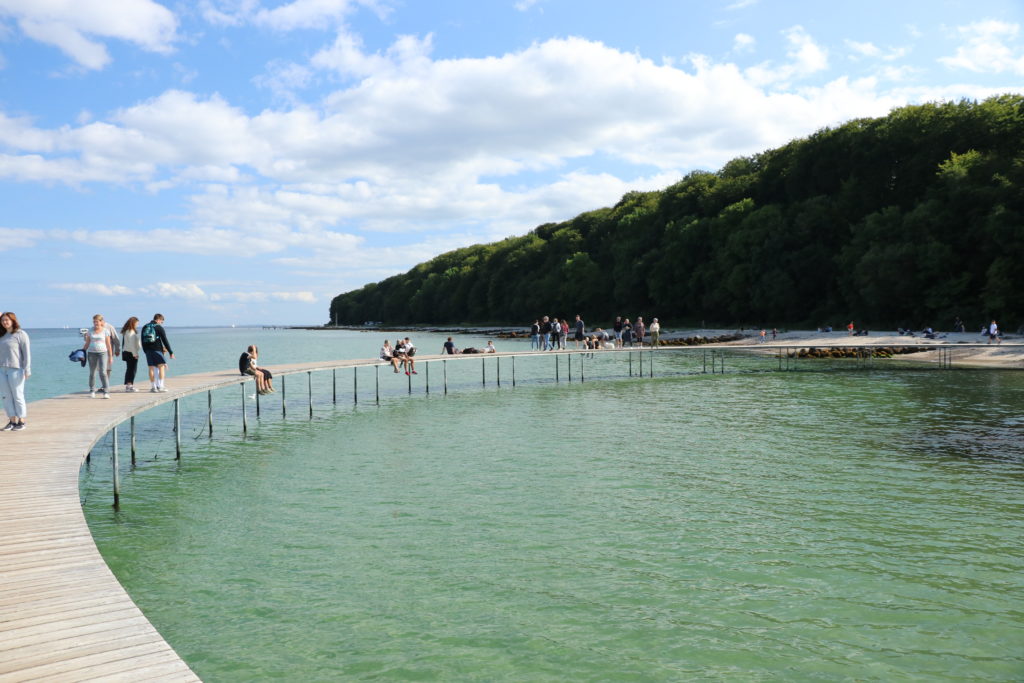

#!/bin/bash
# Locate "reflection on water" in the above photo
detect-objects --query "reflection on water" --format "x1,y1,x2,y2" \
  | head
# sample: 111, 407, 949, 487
82, 356, 1024, 681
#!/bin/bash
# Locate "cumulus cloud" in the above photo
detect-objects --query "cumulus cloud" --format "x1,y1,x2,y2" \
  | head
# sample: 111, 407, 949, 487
0, 0, 177, 70
0, 227, 43, 250
939, 20, 1024, 75
199, 0, 389, 31
744, 25, 828, 86
733, 33, 756, 53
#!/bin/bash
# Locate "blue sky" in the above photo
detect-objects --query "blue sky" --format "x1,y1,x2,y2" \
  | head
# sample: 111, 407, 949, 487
1, 0, 1021, 326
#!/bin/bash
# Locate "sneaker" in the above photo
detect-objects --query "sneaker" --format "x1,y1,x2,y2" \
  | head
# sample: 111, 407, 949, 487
150, 387, 158, 393
411, 371, 418, 375
158, 387, 169, 393
90, 391, 96, 398
405, 371, 410, 375
102, 392, 111, 399
1, 421, 14, 431
12, 422, 25, 431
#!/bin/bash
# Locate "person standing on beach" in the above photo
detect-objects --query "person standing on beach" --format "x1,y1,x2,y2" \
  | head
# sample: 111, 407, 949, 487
0, 312, 30, 431
141, 313, 174, 392
120, 317, 141, 392
82, 314, 113, 398
649, 318, 660, 346
574, 315, 585, 349
988, 320, 1000, 344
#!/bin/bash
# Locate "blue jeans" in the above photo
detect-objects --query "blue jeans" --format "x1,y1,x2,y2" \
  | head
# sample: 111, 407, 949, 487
530, 334, 540, 350
542, 333, 551, 350
0, 367, 26, 419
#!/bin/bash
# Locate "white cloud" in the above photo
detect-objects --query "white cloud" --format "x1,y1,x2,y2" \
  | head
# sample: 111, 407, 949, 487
52, 282, 134, 296
846, 40, 881, 58
939, 20, 1024, 75
745, 25, 828, 87
0, 0, 177, 70
515, 0, 543, 10
199, 0, 389, 31
726, 0, 759, 9
0, 227, 43, 250
733, 33, 755, 53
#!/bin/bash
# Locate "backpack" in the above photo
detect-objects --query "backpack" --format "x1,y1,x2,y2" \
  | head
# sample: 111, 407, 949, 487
141, 322, 158, 344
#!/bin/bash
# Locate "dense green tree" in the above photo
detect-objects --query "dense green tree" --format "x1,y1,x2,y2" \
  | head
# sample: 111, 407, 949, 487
330, 95, 1024, 329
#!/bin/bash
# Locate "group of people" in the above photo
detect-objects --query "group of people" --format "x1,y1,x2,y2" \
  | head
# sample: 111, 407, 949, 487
239, 345, 275, 394
529, 315, 660, 351
441, 337, 497, 355
379, 337, 418, 374
80, 313, 174, 398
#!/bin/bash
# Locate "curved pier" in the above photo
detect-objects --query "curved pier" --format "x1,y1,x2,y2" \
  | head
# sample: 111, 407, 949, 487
0, 343, 1018, 680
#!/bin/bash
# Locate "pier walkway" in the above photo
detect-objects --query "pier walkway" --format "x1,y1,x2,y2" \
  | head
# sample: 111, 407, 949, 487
1, 343, 1019, 681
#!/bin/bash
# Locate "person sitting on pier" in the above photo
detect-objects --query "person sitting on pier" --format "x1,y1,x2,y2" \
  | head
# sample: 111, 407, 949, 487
442, 337, 459, 355
398, 337, 418, 375
239, 345, 273, 394
485, 340, 497, 353
381, 340, 401, 372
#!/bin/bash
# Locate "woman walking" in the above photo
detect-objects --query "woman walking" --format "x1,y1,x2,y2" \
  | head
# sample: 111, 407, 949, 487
0, 312, 30, 431
121, 317, 141, 392
82, 314, 113, 398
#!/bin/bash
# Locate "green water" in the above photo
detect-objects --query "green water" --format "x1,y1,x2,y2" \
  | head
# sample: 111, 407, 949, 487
80, 353, 1024, 681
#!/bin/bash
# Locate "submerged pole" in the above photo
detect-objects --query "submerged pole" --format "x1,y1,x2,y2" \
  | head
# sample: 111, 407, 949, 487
112, 426, 120, 508
174, 398, 181, 460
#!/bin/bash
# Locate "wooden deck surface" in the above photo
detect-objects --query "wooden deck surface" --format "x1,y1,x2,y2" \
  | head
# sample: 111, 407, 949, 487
1, 343, 1018, 681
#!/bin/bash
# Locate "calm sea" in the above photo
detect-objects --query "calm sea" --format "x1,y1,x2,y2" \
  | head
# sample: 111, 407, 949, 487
45, 327, 1024, 681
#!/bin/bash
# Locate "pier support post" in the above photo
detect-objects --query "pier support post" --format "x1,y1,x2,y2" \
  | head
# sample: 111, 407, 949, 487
426, 361, 430, 394
174, 398, 181, 460
512, 356, 516, 387
407, 365, 412, 394
375, 365, 380, 405
282, 375, 287, 418
256, 384, 261, 417
308, 371, 313, 418
112, 426, 120, 508
130, 416, 136, 466
482, 357, 486, 386
241, 383, 247, 435
333, 368, 336, 404
497, 357, 501, 387
567, 354, 571, 382
580, 353, 585, 382
207, 390, 213, 437
354, 367, 359, 404
443, 359, 448, 395
629, 351, 632, 376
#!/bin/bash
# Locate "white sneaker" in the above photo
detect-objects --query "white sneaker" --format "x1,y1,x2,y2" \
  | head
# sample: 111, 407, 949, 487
102, 392, 111, 399
90, 391, 96, 398
150, 387, 158, 393
158, 387, 168, 392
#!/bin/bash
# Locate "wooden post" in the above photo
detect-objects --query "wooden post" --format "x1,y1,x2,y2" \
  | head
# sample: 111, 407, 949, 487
174, 398, 181, 460
111, 426, 120, 508
241, 382, 247, 435
130, 415, 136, 465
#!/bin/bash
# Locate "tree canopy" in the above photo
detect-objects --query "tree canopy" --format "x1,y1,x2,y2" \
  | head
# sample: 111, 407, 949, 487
331, 95, 1024, 329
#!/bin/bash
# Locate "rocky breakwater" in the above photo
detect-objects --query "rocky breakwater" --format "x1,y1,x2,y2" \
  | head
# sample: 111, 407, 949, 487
788, 346, 930, 359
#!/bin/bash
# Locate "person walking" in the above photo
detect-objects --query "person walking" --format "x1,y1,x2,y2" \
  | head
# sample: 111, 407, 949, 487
0, 312, 30, 431
120, 317, 141, 392
141, 313, 174, 392
649, 318, 661, 346
82, 314, 113, 398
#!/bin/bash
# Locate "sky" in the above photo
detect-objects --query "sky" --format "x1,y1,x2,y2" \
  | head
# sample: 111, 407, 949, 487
1, 0, 1022, 327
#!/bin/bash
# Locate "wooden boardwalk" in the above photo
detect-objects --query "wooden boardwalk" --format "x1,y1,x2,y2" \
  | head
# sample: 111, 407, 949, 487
1, 343, 1018, 681
0, 357, 387, 682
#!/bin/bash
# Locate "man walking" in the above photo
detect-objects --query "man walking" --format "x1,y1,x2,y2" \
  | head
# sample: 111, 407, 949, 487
141, 313, 174, 392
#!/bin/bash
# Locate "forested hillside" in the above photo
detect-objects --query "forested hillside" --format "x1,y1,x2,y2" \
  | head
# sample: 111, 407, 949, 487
331, 95, 1024, 328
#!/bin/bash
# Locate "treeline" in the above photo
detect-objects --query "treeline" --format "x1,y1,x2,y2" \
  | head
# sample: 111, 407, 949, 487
331, 95, 1024, 329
